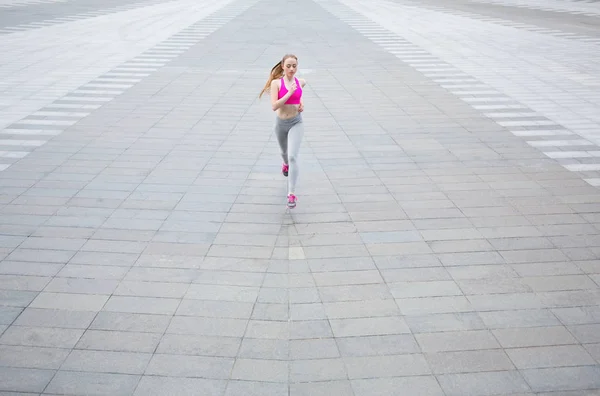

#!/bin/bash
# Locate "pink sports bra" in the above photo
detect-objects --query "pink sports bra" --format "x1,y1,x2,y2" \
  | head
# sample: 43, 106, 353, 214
278, 77, 302, 105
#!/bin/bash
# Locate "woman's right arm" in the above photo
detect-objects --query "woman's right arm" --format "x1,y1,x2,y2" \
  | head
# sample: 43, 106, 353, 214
270, 80, 295, 111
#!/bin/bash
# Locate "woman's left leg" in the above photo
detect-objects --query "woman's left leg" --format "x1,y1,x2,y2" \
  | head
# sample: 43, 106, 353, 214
286, 121, 304, 207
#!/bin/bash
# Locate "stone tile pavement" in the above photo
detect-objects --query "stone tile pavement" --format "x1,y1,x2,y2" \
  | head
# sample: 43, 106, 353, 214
1, 0, 600, 394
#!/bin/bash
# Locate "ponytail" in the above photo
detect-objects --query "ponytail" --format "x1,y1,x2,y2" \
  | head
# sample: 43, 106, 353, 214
259, 54, 298, 98
259, 62, 284, 98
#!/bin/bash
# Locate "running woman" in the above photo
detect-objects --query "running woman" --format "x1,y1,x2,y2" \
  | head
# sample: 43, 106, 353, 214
259, 54, 306, 208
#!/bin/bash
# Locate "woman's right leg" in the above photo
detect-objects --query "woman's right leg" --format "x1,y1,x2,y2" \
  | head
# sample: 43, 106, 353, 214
286, 121, 304, 196
274, 119, 289, 173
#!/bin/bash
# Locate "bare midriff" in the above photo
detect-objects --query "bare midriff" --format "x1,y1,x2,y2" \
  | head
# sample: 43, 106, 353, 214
277, 104, 300, 120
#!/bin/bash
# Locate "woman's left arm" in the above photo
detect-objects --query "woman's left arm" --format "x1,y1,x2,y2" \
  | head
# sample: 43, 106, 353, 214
299, 79, 306, 112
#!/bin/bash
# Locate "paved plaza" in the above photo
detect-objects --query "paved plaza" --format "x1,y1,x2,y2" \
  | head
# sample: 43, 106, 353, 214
1, 0, 600, 394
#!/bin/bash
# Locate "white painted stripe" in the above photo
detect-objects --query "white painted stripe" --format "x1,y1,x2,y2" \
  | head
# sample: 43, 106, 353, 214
15, 119, 75, 126
485, 112, 539, 118
141, 54, 178, 58
95, 78, 141, 83
58, 96, 112, 102
0, 164, 10, 171
409, 63, 447, 67
136, 57, 174, 61
145, 50, 183, 54
0, 129, 62, 135
154, 44, 191, 48
400, 57, 437, 61
113, 68, 157, 72
398, 56, 440, 66
544, 151, 592, 158
373, 40, 404, 43
473, 104, 527, 110
45, 104, 101, 109
416, 68, 456, 72
452, 91, 501, 95
499, 120, 558, 127
85, 83, 133, 89
398, 49, 431, 56
461, 97, 515, 103
104, 73, 149, 77
527, 139, 593, 147
0, 151, 29, 158
151, 48, 186, 52
124, 63, 166, 67
72, 89, 123, 95
442, 84, 488, 89
511, 130, 573, 136
564, 164, 600, 171
0, 139, 46, 146
584, 178, 600, 186
32, 111, 89, 117
434, 79, 478, 83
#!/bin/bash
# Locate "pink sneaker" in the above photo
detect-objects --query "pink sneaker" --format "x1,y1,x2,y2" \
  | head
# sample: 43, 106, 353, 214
287, 194, 297, 208
282, 163, 289, 177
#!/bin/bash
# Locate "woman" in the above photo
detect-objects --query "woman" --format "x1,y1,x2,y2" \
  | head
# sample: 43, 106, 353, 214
259, 54, 306, 209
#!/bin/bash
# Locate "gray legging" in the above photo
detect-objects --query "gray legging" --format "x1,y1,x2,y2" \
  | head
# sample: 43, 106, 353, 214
274, 113, 304, 194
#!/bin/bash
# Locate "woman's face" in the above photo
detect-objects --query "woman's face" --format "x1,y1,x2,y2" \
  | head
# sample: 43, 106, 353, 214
283, 57, 297, 78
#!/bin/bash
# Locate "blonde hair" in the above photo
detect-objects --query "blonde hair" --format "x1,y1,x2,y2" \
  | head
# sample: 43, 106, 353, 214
259, 54, 298, 98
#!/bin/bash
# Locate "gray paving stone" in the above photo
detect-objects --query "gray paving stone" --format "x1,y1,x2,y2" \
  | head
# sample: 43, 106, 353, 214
405, 312, 486, 333
102, 296, 180, 315
225, 381, 288, 396
168, 316, 248, 338
238, 338, 288, 360
437, 370, 531, 396
13, 308, 96, 329
133, 376, 227, 396
492, 326, 578, 348
336, 334, 421, 356
75, 330, 161, 353
397, 295, 474, 315
0, 308, 21, 326
569, 324, 600, 343
552, 306, 600, 325
427, 349, 515, 374
506, 345, 596, 369
330, 316, 411, 337
521, 366, 600, 393
29, 292, 108, 311
290, 358, 347, 382
0, 326, 83, 348
231, 358, 289, 382
344, 354, 431, 378
44, 371, 141, 395
60, 350, 151, 374
351, 376, 445, 396
0, 367, 54, 393
416, 330, 501, 353
478, 309, 562, 329
290, 338, 340, 360
145, 354, 234, 378
89, 312, 171, 333
290, 380, 354, 396
0, 345, 70, 370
